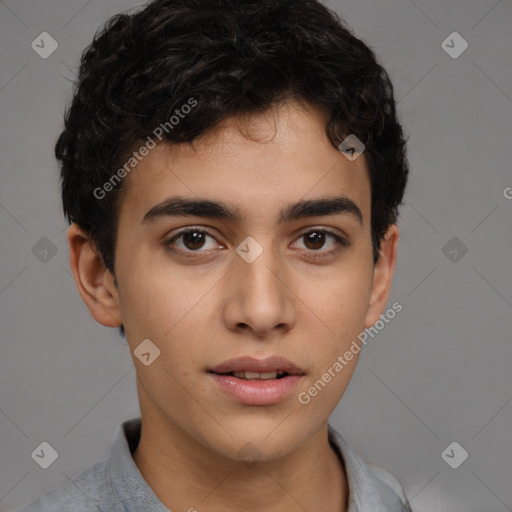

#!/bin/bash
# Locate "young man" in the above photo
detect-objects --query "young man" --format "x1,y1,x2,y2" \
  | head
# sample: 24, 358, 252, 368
15, 0, 411, 510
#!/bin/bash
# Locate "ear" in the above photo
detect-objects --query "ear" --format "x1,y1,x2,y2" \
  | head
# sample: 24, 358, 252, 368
67, 223, 123, 328
364, 224, 400, 329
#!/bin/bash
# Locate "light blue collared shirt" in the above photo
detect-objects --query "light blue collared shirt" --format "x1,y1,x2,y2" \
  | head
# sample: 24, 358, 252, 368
13, 417, 412, 511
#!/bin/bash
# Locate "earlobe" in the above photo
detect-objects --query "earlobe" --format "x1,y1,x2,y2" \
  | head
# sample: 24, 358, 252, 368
67, 223, 123, 328
364, 224, 400, 329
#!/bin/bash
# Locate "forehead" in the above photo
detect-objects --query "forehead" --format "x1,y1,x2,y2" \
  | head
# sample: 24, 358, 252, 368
117, 101, 371, 229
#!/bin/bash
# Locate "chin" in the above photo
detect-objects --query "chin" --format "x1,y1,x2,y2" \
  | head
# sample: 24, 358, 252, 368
200, 417, 305, 463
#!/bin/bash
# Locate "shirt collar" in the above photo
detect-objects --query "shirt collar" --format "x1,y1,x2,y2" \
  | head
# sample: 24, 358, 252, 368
106, 417, 170, 512
328, 423, 384, 512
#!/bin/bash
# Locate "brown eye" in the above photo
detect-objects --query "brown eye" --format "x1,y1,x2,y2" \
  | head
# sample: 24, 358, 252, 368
303, 231, 327, 250
293, 228, 348, 257
164, 228, 221, 254
182, 230, 207, 250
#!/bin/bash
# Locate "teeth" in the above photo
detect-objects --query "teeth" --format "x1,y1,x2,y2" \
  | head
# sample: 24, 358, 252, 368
232, 371, 278, 380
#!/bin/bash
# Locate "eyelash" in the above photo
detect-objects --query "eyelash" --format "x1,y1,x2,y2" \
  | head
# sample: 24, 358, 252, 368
163, 227, 348, 259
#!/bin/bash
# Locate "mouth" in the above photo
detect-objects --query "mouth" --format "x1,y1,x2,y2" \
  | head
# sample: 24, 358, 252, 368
207, 356, 305, 405
208, 355, 305, 376
211, 370, 296, 380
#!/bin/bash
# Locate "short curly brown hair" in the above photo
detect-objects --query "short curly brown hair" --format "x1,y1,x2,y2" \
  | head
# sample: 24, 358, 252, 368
57, 0, 409, 276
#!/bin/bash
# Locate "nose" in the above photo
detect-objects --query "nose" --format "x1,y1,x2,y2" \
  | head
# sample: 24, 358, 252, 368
221, 238, 296, 339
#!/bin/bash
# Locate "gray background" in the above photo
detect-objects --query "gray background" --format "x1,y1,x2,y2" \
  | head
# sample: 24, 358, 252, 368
0, 0, 511, 510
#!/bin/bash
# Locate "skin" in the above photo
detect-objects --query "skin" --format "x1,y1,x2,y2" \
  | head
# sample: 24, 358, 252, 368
68, 99, 399, 512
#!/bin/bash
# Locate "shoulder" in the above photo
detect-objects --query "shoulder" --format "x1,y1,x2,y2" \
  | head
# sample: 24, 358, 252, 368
366, 463, 413, 512
328, 423, 412, 512
12, 458, 123, 512
12, 418, 144, 512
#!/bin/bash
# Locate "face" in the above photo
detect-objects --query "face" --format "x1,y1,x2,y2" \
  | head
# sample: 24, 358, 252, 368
71, 100, 398, 461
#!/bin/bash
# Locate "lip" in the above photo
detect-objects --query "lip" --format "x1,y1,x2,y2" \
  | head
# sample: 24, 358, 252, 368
208, 356, 305, 406
209, 356, 304, 375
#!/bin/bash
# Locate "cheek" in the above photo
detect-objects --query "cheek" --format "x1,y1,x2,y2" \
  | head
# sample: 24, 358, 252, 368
304, 265, 373, 363
118, 264, 217, 380
310, 262, 373, 327
117, 254, 197, 335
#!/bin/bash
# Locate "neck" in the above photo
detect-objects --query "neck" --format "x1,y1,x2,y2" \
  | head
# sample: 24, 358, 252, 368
132, 410, 348, 512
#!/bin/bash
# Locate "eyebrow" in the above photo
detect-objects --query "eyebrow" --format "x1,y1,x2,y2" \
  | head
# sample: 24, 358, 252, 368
141, 195, 363, 226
